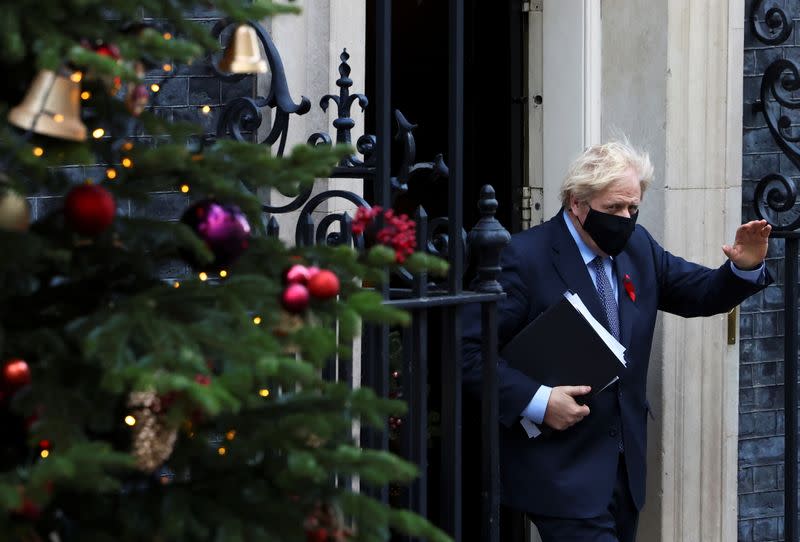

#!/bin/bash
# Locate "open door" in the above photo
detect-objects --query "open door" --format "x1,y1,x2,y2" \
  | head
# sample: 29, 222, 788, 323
528, 0, 601, 225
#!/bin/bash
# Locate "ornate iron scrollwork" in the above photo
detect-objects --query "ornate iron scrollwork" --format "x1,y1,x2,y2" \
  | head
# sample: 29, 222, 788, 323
212, 27, 468, 279
753, 57, 800, 230
750, 0, 794, 46
317, 50, 369, 167
756, 59, 800, 170
754, 173, 800, 231
212, 19, 311, 157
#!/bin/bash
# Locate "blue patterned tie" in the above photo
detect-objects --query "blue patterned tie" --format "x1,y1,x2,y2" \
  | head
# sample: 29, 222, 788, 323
591, 256, 620, 341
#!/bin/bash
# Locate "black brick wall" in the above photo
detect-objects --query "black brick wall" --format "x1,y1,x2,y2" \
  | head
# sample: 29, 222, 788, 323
27, 9, 254, 282
740, 1, 800, 540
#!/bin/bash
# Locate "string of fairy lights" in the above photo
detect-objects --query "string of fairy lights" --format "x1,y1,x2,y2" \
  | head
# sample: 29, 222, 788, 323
5, 22, 275, 465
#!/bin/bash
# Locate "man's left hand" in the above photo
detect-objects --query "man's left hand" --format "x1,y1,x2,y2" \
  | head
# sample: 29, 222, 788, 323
722, 219, 771, 270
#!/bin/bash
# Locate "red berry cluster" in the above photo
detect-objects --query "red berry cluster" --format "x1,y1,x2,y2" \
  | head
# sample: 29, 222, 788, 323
352, 206, 417, 263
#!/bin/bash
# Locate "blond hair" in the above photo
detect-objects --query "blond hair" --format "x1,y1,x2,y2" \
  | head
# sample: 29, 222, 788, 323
559, 140, 654, 209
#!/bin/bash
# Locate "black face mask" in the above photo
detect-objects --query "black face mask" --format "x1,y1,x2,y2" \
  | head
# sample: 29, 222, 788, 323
580, 207, 638, 257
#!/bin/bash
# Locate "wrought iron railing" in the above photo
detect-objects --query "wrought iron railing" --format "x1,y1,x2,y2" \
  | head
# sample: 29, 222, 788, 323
209, 4, 504, 540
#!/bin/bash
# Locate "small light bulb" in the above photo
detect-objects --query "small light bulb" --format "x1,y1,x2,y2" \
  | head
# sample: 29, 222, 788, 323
92, 128, 105, 139
180, 184, 190, 193
253, 316, 262, 325
53, 114, 64, 123
40, 450, 49, 459
201, 105, 211, 114
199, 272, 208, 281
150, 84, 160, 93
81, 91, 91, 100
70, 72, 83, 83
163, 64, 172, 72
226, 430, 236, 441
122, 158, 133, 168
219, 270, 228, 278
32, 147, 44, 157
163, 32, 173, 40
125, 415, 137, 426
121, 141, 134, 152
259, 388, 270, 398
217, 447, 226, 456
173, 281, 181, 288
106, 168, 117, 180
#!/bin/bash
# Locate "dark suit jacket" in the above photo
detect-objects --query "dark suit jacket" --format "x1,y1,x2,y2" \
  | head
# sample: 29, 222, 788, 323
461, 212, 770, 518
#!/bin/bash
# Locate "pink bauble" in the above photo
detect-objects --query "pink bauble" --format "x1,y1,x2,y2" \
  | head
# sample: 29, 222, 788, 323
282, 283, 310, 314
285, 264, 311, 285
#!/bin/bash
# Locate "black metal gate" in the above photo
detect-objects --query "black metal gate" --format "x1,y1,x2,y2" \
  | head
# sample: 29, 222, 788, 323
213, 3, 506, 540
750, 2, 800, 539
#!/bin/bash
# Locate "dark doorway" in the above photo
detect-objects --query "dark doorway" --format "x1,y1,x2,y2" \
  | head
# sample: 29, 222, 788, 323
365, 0, 528, 235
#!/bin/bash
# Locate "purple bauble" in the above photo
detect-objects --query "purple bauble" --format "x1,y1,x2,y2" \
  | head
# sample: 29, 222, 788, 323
181, 199, 251, 269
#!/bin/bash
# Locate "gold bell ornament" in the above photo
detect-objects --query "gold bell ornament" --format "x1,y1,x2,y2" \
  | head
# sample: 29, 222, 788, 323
8, 70, 87, 142
218, 24, 268, 74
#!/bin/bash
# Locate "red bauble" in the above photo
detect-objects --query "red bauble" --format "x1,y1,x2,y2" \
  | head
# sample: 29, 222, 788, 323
307, 270, 340, 300
282, 284, 310, 314
285, 264, 312, 285
2, 359, 31, 390
95, 43, 121, 60
306, 528, 328, 542
65, 184, 116, 236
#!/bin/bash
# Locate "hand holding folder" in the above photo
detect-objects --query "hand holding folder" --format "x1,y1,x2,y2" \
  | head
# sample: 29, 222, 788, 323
500, 291, 627, 437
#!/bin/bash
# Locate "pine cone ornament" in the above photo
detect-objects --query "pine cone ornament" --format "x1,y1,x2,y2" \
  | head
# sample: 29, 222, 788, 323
127, 391, 177, 473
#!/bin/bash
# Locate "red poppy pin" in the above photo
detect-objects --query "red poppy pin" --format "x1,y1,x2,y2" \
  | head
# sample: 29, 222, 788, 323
623, 274, 636, 302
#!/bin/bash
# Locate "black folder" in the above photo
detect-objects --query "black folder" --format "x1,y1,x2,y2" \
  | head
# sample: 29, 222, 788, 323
500, 292, 626, 399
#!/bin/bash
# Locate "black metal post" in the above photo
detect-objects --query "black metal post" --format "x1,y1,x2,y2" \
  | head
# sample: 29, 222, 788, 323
402, 206, 429, 524
361, 323, 389, 503
412, 207, 428, 517
786, 237, 798, 542
440, 1, 465, 537
440, 307, 462, 540
447, 0, 464, 295
481, 301, 500, 542
359, 3, 392, 506
469, 185, 509, 542
375, 0, 391, 212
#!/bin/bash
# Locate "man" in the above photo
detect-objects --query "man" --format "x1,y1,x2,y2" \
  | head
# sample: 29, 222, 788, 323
461, 141, 771, 541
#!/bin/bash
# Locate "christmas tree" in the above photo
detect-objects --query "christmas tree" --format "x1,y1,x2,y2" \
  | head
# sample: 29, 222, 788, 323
0, 1, 449, 540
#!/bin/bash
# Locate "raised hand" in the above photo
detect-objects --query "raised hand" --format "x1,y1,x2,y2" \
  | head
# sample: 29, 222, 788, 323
722, 219, 771, 271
